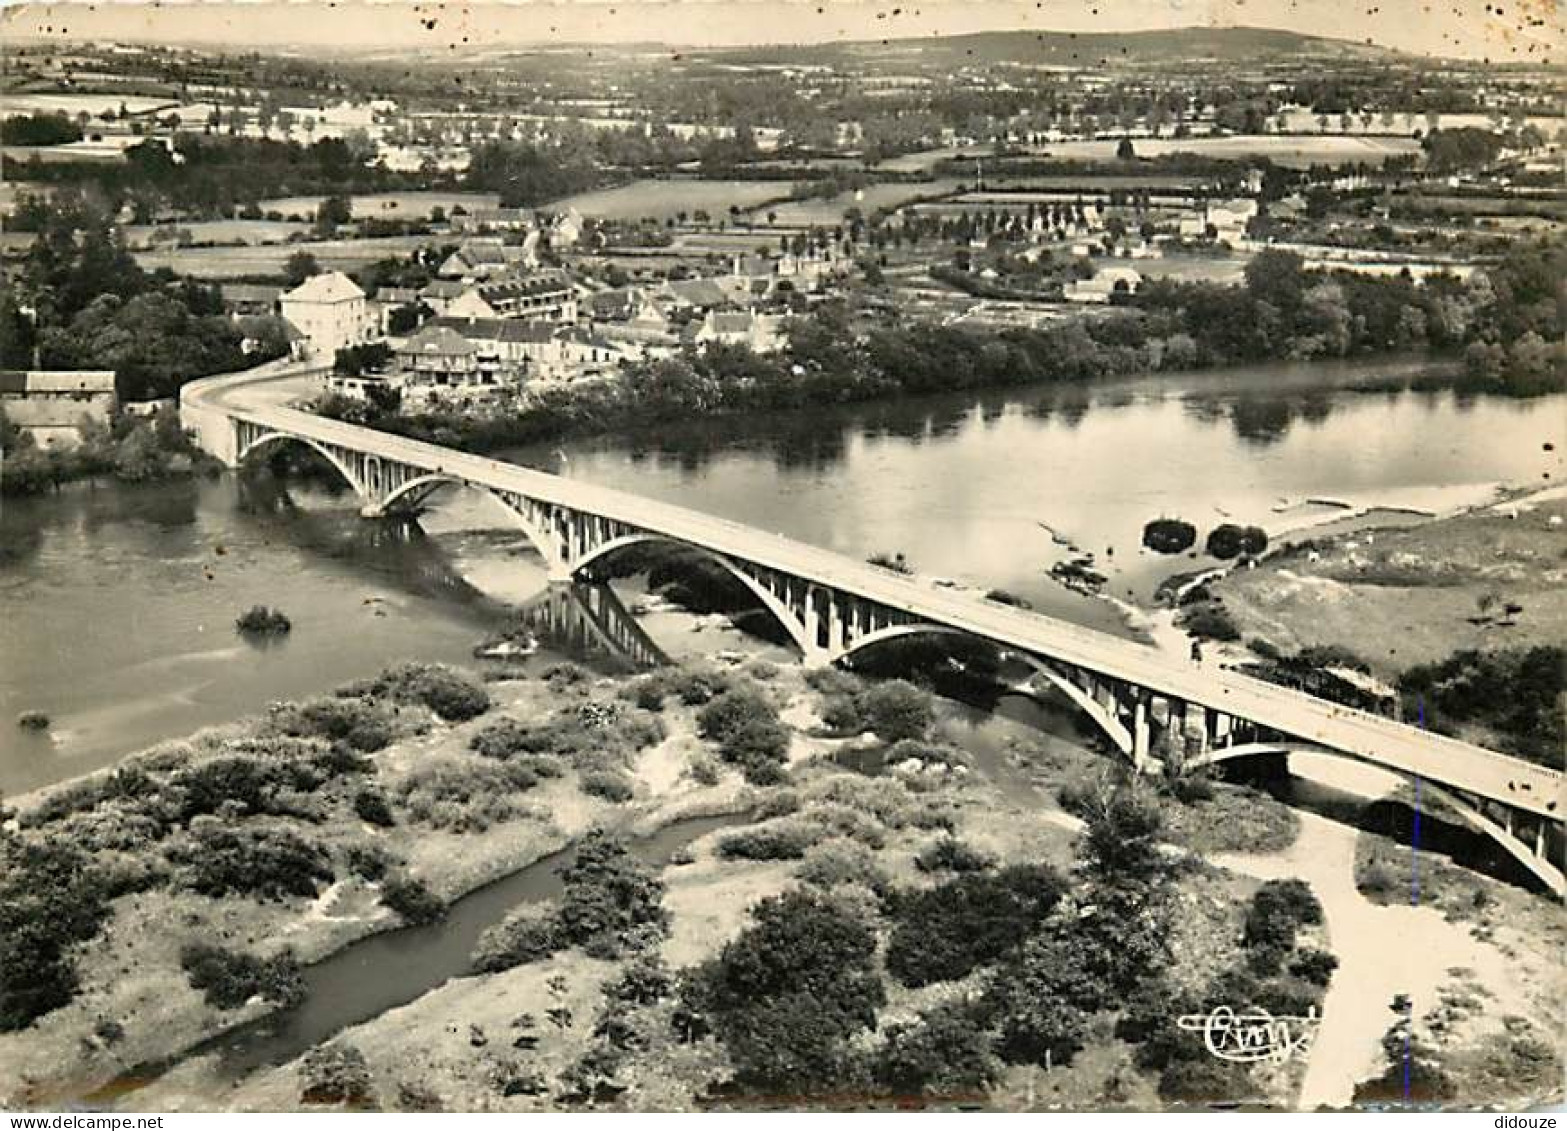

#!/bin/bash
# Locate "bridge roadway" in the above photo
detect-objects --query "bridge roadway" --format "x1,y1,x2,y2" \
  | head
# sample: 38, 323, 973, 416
197, 372, 1564, 824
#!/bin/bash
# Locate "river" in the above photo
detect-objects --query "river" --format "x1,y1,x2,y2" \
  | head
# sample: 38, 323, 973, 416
2, 355, 1561, 795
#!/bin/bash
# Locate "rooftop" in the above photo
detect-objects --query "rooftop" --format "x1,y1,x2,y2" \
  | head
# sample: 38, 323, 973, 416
282, 271, 365, 305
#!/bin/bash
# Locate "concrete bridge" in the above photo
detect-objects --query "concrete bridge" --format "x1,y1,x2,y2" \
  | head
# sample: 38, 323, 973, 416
183, 367, 1565, 895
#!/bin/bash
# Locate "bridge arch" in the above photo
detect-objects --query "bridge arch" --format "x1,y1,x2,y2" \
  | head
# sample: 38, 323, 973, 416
572, 532, 813, 657
237, 431, 368, 499
373, 474, 564, 576
833, 626, 1136, 760
1188, 742, 1565, 897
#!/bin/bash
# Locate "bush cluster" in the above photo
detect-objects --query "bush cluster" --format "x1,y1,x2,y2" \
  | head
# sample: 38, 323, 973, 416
471, 903, 561, 973
179, 942, 305, 1010
344, 663, 490, 722
167, 821, 333, 899
380, 875, 447, 925
696, 688, 791, 784
884, 865, 1066, 988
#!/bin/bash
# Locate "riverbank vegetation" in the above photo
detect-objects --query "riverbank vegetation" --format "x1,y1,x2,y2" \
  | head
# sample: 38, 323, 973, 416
0, 404, 220, 498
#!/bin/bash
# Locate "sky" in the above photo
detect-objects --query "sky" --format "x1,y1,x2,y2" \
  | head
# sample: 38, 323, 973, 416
2, 0, 1561, 61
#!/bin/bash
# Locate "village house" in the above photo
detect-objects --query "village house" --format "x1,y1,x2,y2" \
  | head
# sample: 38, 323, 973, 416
547, 207, 584, 249
691, 310, 787, 353
0, 369, 117, 448
1179, 197, 1259, 243
436, 236, 538, 282
1064, 265, 1142, 304
218, 283, 282, 317
442, 269, 578, 323
279, 271, 377, 358
416, 279, 469, 315
426, 316, 634, 382
391, 324, 500, 401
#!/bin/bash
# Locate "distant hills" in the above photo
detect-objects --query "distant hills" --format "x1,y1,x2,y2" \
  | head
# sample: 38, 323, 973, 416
695, 26, 1394, 67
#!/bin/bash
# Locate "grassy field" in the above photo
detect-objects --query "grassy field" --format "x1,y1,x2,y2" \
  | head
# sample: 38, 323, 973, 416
882, 134, 1422, 173
761, 179, 968, 226
123, 219, 311, 248
1212, 492, 1567, 677
546, 179, 790, 222
256, 191, 500, 221
133, 233, 439, 278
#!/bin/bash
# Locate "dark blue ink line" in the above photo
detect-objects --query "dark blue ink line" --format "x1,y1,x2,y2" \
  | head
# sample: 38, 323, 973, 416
1404, 700, 1426, 1102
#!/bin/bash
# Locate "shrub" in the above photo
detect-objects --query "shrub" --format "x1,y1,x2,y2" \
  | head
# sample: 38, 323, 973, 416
168, 822, 332, 899
985, 932, 1092, 1067
469, 717, 538, 759
718, 716, 791, 784
1359, 861, 1398, 898
472, 903, 560, 973
1288, 948, 1339, 986
885, 865, 1066, 988
180, 942, 305, 1010
1179, 599, 1242, 642
0, 836, 112, 1030
542, 662, 592, 691
1205, 523, 1269, 560
1142, 518, 1196, 554
267, 697, 398, 752
1159, 1055, 1255, 1103
580, 770, 635, 803
236, 605, 291, 636
300, 1042, 375, 1107
681, 889, 884, 1090
16, 711, 49, 730
381, 875, 446, 925
392, 756, 534, 832
1244, 879, 1324, 954
697, 688, 791, 782
349, 663, 489, 721
715, 818, 823, 861
797, 838, 890, 896
875, 1001, 999, 1098
345, 843, 394, 882
353, 789, 395, 828
914, 837, 995, 874
696, 687, 774, 744
857, 679, 934, 742
556, 832, 668, 959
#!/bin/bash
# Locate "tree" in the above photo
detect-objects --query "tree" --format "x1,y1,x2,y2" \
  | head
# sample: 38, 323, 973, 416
0, 835, 112, 1030
884, 864, 1064, 987
1116, 136, 1137, 161
875, 1001, 999, 1097
857, 679, 934, 742
284, 251, 322, 288
555, 831, 668, 958
682, 889, 884, 1091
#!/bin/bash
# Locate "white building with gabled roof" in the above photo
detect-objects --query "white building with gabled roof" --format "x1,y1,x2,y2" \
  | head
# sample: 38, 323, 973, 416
279, 271, 376, 358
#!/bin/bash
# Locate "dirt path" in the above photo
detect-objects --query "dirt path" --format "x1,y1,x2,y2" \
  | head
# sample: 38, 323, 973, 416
1213, 761, 1536, 1109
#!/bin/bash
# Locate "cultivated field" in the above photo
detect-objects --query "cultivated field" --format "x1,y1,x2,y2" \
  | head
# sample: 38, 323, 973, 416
882, 133, 1423, 173
760, 178, 968, 226
255, 191, 501, 220
134, 233, 438, 278
546, 178, 789, 221
122, 219, 311, 248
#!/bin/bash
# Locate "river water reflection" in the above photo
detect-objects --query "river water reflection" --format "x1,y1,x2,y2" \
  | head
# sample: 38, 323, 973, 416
1, 357, 1561, 794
